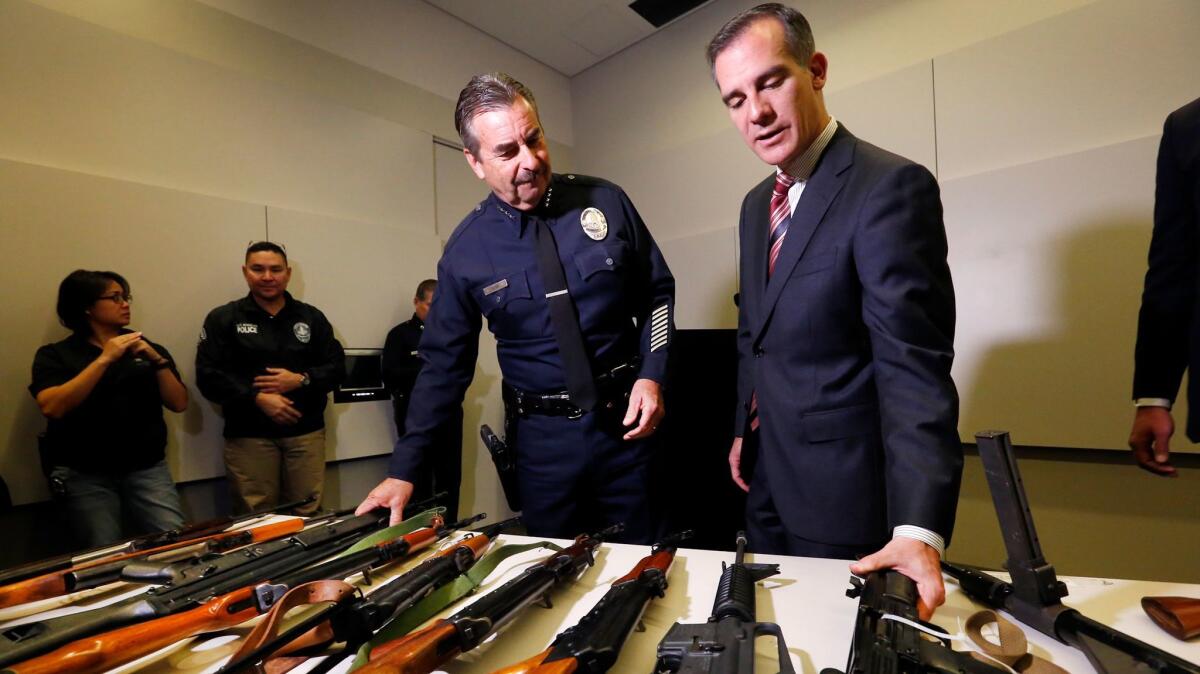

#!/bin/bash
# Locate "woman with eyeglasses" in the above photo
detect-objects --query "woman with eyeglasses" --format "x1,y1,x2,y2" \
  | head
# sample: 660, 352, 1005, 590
28, 269, 187, 547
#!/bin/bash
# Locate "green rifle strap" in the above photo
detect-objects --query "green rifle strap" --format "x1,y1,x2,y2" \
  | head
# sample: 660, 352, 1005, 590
334, 507, 446, 558
346, 540, 562, 671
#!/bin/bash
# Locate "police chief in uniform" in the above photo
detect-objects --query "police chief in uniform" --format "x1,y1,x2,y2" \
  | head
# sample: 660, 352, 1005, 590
357, 73, 675, 543
197, 241, 345, 516
382, 278, 463, 518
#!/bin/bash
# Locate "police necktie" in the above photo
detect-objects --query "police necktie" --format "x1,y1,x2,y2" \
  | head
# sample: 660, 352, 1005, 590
533, 216, 599, 411
751, 171, 798, 432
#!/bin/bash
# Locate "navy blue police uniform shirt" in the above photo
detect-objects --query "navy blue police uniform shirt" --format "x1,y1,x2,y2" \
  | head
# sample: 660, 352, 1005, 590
196, 292, 345, 439
388, 173, 675, 481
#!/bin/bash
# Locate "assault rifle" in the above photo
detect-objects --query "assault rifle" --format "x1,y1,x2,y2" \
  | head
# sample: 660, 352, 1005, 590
353, 524, 623, 674
0, 518, 307, 609
221, 515, 522, 674
823, 570, 1006, 674
0, 510, 389, 667
3, 512, 477, 674
0, 496, 315, 587
654, 532, 794, 674
492, 530, 692, 674
941, 431, 1200, 674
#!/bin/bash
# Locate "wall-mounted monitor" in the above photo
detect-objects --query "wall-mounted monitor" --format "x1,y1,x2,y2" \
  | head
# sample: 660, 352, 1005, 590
334, 348, 389, 404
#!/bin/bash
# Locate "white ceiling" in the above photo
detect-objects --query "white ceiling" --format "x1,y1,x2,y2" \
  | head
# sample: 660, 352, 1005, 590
424, 0, 715, 76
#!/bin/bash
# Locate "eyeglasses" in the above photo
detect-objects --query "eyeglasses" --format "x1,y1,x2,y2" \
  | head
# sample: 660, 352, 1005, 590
98, 293, 133, 305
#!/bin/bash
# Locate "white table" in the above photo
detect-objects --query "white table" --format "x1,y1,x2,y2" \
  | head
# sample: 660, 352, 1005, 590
3, 533, 1198, 673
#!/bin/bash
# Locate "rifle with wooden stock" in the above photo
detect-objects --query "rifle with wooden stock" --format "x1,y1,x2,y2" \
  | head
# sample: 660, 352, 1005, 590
941, 431, 1200, 674
353, 524, 623, 674
0, 496, 316, 588
490, 530, 691, 674
0, 517, 307, 609
220, 515, 522, 674
1, 513, 477, 674
0, 510, 390, 668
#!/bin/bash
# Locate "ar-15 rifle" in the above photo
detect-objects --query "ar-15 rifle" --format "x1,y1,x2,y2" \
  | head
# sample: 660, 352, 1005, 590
823, 570, 1007, 674
353, 524, 623, 674
0, 496, 317, 588
654, 532, 793, 674
1, 513, 478, 674
941, 431, 1200, 674
491, 530, 692, 674
0, 510, 389, 668
221, 515, 523, 674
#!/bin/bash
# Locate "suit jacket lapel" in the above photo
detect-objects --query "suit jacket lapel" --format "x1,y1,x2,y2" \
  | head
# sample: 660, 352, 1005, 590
753, 126, 855, 341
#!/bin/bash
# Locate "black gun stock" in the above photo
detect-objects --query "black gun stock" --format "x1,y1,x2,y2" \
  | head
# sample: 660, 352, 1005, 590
944, 430, 1200, 674
654, 532, 794, 674
823, 570, 1006, 674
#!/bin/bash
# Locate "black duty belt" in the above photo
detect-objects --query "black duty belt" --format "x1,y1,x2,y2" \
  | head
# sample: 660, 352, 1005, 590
503, 358, 641, 419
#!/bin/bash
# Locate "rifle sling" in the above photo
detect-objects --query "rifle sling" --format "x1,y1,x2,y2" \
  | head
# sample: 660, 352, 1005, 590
230, 579, 356, 674
964, 610, 1069, 674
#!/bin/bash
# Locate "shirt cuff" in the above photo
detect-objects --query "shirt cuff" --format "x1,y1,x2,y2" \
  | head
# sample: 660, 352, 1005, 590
1134, 397, 1173, 409
892, 525, 945, 558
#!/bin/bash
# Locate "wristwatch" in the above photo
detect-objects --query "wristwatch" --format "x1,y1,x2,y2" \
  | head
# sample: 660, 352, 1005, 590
300, 372, 311, 387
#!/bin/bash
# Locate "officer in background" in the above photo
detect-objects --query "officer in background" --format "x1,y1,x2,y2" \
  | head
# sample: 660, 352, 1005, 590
381, 278, 463, 518
357, 73, 676, 543
197, 241, 344, 515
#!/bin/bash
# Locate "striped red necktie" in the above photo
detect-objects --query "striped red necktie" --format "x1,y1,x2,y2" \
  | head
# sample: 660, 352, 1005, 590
750, 172, 797, 432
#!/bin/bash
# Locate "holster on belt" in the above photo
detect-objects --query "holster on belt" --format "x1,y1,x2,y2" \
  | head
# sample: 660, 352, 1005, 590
480, 421, 521, 512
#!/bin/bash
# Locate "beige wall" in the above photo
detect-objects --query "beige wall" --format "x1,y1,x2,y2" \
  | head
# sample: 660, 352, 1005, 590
570, 0, 1200, 581
0, 0, 571, 511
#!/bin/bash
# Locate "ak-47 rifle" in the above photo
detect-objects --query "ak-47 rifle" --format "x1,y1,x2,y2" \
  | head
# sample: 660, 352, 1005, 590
0, 496, 316, 588
654, 532, 793, 674
941, 431, 1200, 674
1, 493, 451, 607
1, 513, 480, 674
0, 510, 389, 668
822, 570, 1007, 674
353, 524, 623, 674
0, 517, 307, 609
491, 530, 692, 674
220, 515, 523, 674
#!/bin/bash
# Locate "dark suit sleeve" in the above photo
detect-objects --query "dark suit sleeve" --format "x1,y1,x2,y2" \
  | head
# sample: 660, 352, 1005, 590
1133, 110, 1195, 400
854, 163, 962, 541
733, 192, 756, 436
387, 253, 480, 481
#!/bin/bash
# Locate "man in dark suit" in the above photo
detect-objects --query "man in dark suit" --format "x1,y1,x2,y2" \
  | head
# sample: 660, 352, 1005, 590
1129, 96, 1200, 477
708, 4, 962, 618
382, 279, 462, 517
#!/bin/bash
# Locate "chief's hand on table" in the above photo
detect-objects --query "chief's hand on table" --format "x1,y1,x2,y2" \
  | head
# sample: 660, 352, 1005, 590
356, 477, 414, 526
622, 378, 664, 440
1128, 406, 1178, 476
850, 537, 944, 621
